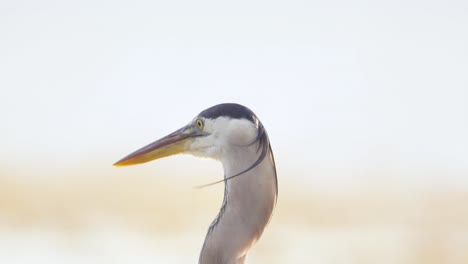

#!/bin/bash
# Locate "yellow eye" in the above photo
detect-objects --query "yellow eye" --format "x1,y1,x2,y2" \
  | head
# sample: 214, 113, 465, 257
196, 119, 204, 129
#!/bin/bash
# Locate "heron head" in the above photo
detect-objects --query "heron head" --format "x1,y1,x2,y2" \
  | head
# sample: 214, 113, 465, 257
113, 103, 263, 166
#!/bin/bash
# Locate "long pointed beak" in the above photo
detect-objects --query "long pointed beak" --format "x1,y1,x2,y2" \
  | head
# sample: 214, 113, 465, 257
114, 126, 194, 166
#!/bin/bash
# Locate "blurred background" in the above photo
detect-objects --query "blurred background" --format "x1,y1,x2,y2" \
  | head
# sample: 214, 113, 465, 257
1, 0, 467, 263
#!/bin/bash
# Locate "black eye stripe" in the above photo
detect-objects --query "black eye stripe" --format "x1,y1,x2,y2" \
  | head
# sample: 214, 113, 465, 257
198, 103, 256, 123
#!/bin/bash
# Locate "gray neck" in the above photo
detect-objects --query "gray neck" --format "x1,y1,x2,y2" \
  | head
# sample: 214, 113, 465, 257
199, 144, 277, 264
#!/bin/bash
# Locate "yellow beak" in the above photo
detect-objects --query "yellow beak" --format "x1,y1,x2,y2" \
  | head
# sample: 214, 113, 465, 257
113, 126, 194, 166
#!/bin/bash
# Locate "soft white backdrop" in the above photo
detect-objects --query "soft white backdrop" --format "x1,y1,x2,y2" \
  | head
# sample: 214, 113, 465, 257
1, 1, 467, 182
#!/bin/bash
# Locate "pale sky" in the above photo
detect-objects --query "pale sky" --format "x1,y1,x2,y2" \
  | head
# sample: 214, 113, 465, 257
1, 0, 467, 185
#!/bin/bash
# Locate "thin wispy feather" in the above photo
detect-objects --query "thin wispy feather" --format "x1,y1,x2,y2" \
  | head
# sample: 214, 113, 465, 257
195, 123, 270, 189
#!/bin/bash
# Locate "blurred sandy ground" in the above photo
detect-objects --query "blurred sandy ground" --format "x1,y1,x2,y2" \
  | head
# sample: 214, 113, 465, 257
1, 168, 467, 264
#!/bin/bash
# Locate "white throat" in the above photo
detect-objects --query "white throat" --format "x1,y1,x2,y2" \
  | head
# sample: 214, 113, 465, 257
198, 137, 277, 264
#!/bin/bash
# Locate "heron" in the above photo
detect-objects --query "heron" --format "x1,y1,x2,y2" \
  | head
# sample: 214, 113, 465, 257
114, 103, 278, 264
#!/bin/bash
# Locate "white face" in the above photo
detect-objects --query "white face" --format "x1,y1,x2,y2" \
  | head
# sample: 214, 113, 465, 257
187, 117, 259, 160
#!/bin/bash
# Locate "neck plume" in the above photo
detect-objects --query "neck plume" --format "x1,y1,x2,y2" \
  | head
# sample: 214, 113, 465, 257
199, 140, 277, 264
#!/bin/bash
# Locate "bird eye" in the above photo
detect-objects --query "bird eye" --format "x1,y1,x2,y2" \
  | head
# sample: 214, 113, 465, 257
196, 119, 204, 129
